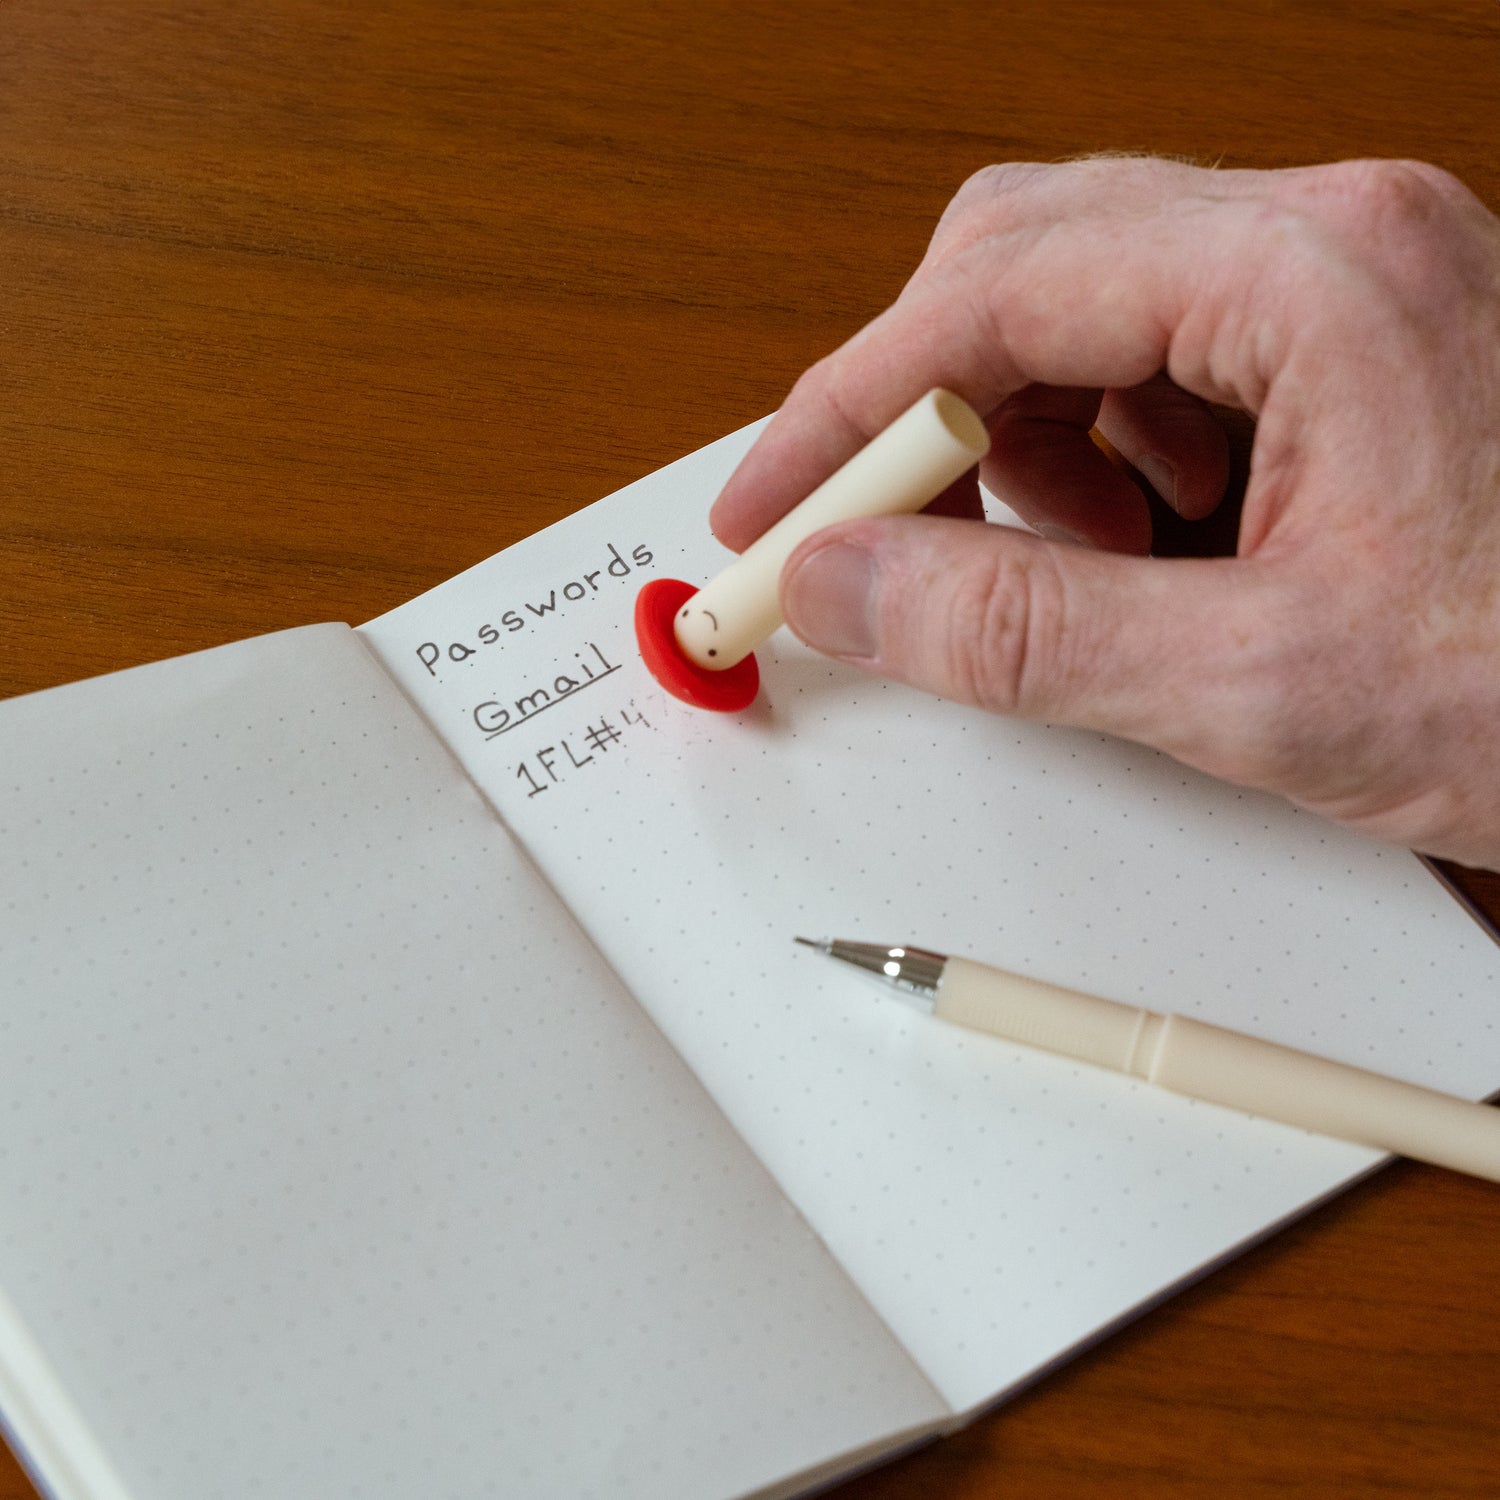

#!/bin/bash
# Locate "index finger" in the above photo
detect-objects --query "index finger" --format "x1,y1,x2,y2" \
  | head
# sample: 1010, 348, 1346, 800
709, 159, 1280, 552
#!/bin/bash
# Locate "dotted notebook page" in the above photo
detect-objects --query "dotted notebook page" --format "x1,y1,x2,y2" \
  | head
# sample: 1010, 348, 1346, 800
0, 623, 947, 1500
364, 425, 1500, 1416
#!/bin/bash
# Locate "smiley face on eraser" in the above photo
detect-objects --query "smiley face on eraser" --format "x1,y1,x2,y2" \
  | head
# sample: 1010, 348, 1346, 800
673, 599, 730, 663
634, 388, 990, 712
634, 577, 761, 712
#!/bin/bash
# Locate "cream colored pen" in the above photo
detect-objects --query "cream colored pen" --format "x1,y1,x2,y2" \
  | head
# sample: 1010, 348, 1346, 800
796, 937, 1500, 1183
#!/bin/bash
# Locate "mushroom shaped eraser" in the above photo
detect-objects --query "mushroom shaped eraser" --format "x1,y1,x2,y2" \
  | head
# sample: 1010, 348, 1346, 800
635, 387, 990, 711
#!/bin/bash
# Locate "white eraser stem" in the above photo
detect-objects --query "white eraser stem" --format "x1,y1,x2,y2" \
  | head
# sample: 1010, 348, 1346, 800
675, 388, 990, 671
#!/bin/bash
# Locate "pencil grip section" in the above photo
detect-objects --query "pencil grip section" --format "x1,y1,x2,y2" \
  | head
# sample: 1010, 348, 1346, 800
1145, 1014, 1500, 1180
935, 957, 1151, 1072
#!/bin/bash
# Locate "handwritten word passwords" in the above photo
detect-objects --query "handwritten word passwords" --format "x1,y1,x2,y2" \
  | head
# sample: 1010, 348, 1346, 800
416, 541, 654, 679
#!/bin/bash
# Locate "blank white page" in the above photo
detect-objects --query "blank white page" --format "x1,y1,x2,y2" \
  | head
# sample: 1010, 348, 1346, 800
363, 423, 1500, 1414
0, 623, 946, 1500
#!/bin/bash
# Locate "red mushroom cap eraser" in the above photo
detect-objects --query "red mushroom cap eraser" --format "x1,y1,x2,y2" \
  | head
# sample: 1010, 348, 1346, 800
634, 577, 760, 712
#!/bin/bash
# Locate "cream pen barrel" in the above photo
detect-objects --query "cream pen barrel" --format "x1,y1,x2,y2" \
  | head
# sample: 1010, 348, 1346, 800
798, 939, 1500, 1184
673, 389, 990, 672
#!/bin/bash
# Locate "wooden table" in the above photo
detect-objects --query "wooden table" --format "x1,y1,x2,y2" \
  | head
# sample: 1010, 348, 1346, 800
3, 1, 1498, 1494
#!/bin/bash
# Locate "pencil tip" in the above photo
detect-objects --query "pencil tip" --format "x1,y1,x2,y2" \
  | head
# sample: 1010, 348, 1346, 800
793, 935, 816, 948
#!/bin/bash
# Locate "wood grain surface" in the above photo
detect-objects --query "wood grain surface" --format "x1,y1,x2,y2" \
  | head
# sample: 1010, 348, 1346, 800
2, 1, 1498, 1495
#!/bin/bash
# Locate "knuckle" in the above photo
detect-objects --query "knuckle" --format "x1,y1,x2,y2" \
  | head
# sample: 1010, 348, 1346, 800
936, 163, 1046, 243
1251, 160, 1480, 348
1315, 157, 1462, 239
786, 356, 853, 429
940, 545, 1068, 717
1386, 158, 1471, 208
953, 161, 1042, 208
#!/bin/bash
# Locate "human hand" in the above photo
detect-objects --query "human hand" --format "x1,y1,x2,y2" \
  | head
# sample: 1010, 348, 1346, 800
709, 157, 1500, 870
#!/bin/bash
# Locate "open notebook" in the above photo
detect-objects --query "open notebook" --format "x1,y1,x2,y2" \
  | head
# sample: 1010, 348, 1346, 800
3, 421, 1498, 1500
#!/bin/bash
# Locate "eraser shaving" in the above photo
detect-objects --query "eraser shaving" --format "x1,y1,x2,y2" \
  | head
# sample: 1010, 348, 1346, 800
634, 387, 989, 712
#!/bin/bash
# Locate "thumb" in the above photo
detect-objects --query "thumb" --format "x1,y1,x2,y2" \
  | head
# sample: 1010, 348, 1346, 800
779, 514, 1293, 782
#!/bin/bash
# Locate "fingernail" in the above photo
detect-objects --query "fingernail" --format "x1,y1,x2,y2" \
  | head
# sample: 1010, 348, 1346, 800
1137, 454, 1177, 506
783, 542, 879, 659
